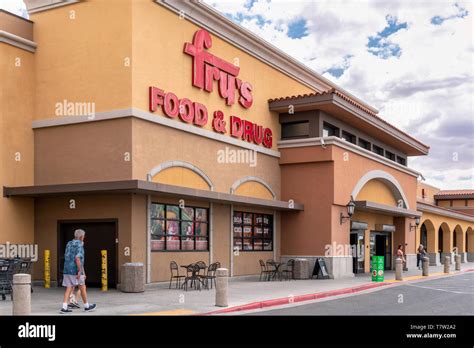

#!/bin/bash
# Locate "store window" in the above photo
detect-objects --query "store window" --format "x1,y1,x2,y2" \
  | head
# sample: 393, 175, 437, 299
358, 138, 371, 150
233, 211, 273, 251
342, 130, 356, 144
150, 203, 209, 251
373, 145, 384, 156
281, 121, 309, 139
385, 151, 395, 161
396, 156, 406, 166
322, 122, 339, 137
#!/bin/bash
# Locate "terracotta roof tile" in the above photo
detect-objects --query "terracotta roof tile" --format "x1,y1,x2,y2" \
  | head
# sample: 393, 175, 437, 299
435, 190, 474, 196
268, 88, 430, 149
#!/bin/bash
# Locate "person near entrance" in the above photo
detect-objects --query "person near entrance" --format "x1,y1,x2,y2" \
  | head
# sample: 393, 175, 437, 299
397, 244, 406, 271
60, 229, 97, 314
416, 244, 426, 270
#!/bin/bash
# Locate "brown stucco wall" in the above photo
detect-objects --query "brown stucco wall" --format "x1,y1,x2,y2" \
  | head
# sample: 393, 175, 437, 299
34, 118, 133, 185
280, 143, 418, 257
33, 194, 133, 283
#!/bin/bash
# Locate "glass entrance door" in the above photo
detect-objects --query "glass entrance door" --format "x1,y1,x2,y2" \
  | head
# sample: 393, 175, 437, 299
370, 232, 392, 270
350, 230, 365, 273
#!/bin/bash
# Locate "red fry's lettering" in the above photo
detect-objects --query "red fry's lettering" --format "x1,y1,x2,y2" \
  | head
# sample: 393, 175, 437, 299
163, 92, 179, 118
212, 110, 227, 134
263, 128, 273, 148
230, 116, 243, 138
184, 29, 254, 109
218, 72, 236, 106
194, 102, 208, 127
179, 98, 194, 123
239, 82, 253, 109
149, 87, 165, 112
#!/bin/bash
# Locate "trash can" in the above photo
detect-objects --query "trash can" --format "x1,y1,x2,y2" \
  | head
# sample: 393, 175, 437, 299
293, 258, 309, 279
120, 263, 145, 293
371, 256, 384, 282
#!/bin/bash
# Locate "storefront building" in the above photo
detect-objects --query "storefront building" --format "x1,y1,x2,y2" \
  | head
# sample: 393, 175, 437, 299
1, 0, 473, 286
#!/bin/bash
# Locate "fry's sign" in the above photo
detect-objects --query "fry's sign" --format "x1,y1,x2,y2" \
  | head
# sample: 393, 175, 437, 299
149, 29, 272, 148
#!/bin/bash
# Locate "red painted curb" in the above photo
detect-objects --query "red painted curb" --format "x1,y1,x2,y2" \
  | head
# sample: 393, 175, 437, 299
205, 281, 391, 315
203, 268, 474, 315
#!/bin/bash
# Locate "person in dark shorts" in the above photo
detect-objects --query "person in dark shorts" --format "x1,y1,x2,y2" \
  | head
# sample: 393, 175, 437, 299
60, 229, 96, 314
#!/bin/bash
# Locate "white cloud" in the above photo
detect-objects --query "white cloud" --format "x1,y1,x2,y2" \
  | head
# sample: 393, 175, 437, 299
206, 0, 474, 190
0, 0, 27, 18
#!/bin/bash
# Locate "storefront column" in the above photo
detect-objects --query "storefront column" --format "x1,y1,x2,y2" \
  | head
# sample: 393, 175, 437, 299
393, 217, 416, 270
209, 202, 214, 264
230, 204, 234, 277
146, 193, 151, 284
273, 211, 277, 262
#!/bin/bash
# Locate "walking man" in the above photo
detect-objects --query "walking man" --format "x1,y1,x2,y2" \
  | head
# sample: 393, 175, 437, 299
60, 229, 97, 313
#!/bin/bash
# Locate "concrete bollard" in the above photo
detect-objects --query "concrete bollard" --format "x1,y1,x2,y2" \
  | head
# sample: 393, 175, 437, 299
422, 257, 429, 276
444, 256, 450, 273
455, 255, 461, 271
395, 257, 403, 281
215, 268, 228, 307
12, 274, 31, 315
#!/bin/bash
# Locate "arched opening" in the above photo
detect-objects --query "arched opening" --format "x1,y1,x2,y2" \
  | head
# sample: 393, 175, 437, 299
148, 160, 214, 191
351, 170, 410, 209
438, 222, 452, 264
230, 176, 276, 200
420, 225, 428, 249
453, 225, 464, 253
420, 219, 437, 265
466, 227, 474, 262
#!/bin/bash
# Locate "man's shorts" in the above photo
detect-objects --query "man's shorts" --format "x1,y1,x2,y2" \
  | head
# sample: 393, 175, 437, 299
62, 274, 85, 287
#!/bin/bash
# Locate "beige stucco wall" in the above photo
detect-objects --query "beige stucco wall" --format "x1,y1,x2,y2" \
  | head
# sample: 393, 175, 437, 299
29, 0, 132, 118
0, 40, 35, 244
418, 212, 474, 254
131, 0, 314, 152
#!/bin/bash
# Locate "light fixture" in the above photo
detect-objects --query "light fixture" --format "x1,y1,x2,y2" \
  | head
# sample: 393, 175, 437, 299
410, 216, 420, 231
340, 196, 355, 224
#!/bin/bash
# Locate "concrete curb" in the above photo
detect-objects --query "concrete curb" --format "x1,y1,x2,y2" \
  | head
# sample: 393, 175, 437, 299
203, 268, 474, 315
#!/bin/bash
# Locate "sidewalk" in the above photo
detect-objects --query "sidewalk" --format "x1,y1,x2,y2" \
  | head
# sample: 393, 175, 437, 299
0, 262, 472, 315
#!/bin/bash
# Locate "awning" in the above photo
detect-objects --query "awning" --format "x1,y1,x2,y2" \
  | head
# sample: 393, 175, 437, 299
354, 200, 421, 218
3, 180, 303, 212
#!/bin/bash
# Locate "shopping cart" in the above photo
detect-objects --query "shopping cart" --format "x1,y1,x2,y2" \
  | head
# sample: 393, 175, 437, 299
0, 259, 15, 301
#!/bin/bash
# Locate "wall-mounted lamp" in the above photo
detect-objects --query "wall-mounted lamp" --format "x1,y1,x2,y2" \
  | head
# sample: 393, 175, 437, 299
340, 196, 355, 224
410, 216, 420, 231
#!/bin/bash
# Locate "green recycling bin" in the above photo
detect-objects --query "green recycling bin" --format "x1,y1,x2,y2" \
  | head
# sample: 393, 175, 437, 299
371, 256, 385, 282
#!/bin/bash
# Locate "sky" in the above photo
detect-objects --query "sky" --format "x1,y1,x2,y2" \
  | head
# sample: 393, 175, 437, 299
2, 0, 473, 190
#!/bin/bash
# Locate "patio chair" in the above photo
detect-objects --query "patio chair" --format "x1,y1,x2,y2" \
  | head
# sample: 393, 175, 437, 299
259, 259, 273, 281
201, 262, 218, 289
266, 260, 278, 280
169, 261, 185, 289
281, 259, 295, 280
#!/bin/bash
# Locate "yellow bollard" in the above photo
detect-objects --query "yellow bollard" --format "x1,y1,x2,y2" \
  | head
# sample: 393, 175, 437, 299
101, 250, 108, 291
44, 250, 50, 289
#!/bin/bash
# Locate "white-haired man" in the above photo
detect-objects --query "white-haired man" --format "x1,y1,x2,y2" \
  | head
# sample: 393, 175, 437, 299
60, 229, 96, 313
